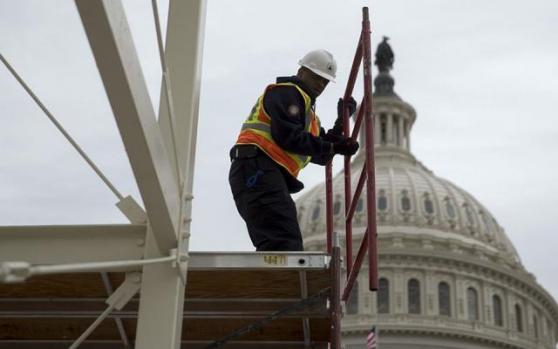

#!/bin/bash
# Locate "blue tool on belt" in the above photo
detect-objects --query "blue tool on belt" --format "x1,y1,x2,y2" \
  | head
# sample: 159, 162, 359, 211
246, 170, 264, 188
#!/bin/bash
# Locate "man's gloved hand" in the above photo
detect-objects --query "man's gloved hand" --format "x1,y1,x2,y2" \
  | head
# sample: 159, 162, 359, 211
331, 97, 358, 136
337, 97, 357, 118
332, 138, 359, 156
323, 129, 345, 143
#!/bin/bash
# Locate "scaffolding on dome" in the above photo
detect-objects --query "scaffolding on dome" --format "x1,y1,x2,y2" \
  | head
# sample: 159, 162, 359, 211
0, 2, 377, 348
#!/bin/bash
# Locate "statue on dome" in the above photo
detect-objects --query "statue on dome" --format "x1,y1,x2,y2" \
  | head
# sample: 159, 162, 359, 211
375, 36, 394, 73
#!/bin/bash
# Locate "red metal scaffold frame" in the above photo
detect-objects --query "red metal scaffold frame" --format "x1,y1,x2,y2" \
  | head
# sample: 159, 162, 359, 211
325, 7, 378, 304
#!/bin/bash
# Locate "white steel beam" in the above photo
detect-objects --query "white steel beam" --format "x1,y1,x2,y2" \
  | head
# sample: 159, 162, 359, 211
156, 0, 207, 280
157, 0, 207, 186
134, 2, 206, 348
134, 227, 185, 349
75, 0, 180, 254
0, 225, 145, 264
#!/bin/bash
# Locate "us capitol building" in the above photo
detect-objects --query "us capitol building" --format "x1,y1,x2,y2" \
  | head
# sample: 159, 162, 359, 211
295, 38, 558, 349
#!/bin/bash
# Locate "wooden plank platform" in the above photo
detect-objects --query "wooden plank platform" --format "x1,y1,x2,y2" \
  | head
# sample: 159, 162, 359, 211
0, 252, 335, 349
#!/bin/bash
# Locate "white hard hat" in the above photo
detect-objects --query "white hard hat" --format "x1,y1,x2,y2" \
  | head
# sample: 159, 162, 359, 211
298, 49, 337, 82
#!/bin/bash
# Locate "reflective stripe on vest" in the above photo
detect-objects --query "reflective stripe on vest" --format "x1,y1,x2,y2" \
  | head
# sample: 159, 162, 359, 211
240, 123, 309, 164
236, 82, 321, 178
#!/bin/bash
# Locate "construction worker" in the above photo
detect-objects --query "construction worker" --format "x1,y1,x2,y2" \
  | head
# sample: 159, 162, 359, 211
229, 49, 359, 251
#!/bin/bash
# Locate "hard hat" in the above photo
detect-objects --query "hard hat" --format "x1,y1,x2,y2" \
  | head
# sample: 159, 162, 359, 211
298, 49, 337, 82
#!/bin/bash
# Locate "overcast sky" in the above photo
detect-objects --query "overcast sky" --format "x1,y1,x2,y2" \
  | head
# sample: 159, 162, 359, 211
1, 0, 557, 301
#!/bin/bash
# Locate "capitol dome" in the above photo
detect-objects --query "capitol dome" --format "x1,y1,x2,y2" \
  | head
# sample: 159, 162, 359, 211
295, 39, 558, 349
298, 136, 522, 267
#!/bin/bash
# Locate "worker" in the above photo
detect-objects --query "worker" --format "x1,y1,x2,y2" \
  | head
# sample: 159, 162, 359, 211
229, 49, 359, 251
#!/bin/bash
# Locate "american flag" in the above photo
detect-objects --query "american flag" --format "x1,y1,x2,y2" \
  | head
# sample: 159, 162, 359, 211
366, 326, 377, 349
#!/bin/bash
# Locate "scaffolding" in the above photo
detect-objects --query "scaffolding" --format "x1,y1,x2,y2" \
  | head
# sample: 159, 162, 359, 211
0, 2, 376, 348
324, 7, 379, 302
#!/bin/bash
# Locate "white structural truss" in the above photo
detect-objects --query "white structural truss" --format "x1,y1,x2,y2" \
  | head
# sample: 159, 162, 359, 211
1, 0, 206, 348
0, 1, 342, 348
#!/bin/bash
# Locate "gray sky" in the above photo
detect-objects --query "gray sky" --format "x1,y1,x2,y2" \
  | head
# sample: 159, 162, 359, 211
1, 0, 557, 301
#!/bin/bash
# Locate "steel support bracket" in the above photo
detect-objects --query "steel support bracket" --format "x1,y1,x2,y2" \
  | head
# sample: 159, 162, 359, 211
116, 195, 147, 224
173, 241, 190, 284
106, 272, 142, 310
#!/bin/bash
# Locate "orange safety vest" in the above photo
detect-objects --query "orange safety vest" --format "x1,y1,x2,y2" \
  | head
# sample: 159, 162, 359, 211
236, 82, 321, 178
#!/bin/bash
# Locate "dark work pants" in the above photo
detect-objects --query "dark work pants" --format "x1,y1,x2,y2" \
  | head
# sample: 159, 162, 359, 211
229, 154, 303, 251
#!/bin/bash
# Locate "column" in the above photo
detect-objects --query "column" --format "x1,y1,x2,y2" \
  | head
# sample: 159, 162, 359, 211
479, 280, 486, 323
484, 285, 493, 325
405, 120, 411, 151
394, 269, 404, 314
398, 115, 405, 148
386, 113, 393, 145
425, 272, 436, 316
456, 279, 466, 320
374, 112, 381, 146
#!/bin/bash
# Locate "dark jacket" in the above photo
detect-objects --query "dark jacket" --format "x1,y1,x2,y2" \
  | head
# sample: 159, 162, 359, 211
263, 76, 334, 192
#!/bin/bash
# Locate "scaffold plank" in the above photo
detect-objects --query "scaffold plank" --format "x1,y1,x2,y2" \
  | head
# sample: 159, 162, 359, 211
188, 251, 330, 270
0, 340, 328, 349
0, 252, 333, 348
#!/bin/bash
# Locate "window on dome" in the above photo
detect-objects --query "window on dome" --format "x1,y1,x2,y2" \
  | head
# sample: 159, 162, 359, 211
445, 198, 456, 218
515, 304, 523, 332
402, 197, 411, 211
467, 287, 479, 321
378, 196, 387, 211
378, 278, 390, 314
311, 204, 321, 221
438, 282, 451, 316
493, 295, 503, 326
401, 190, 411, 212
408, 279, 421, 314
333, 201, 341, 216
378, 190, 387, 211
347, 280, 359, 314
534, 315, 539, 339
464, 204, 475, 225
357, 198, 364, 212
423, 194, 434, 215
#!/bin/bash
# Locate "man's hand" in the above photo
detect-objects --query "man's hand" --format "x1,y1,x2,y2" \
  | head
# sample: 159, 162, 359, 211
323, 130, 345, 143
332, 138, 359, 156
331, 97, 358, 136
337, 97, 357, 118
